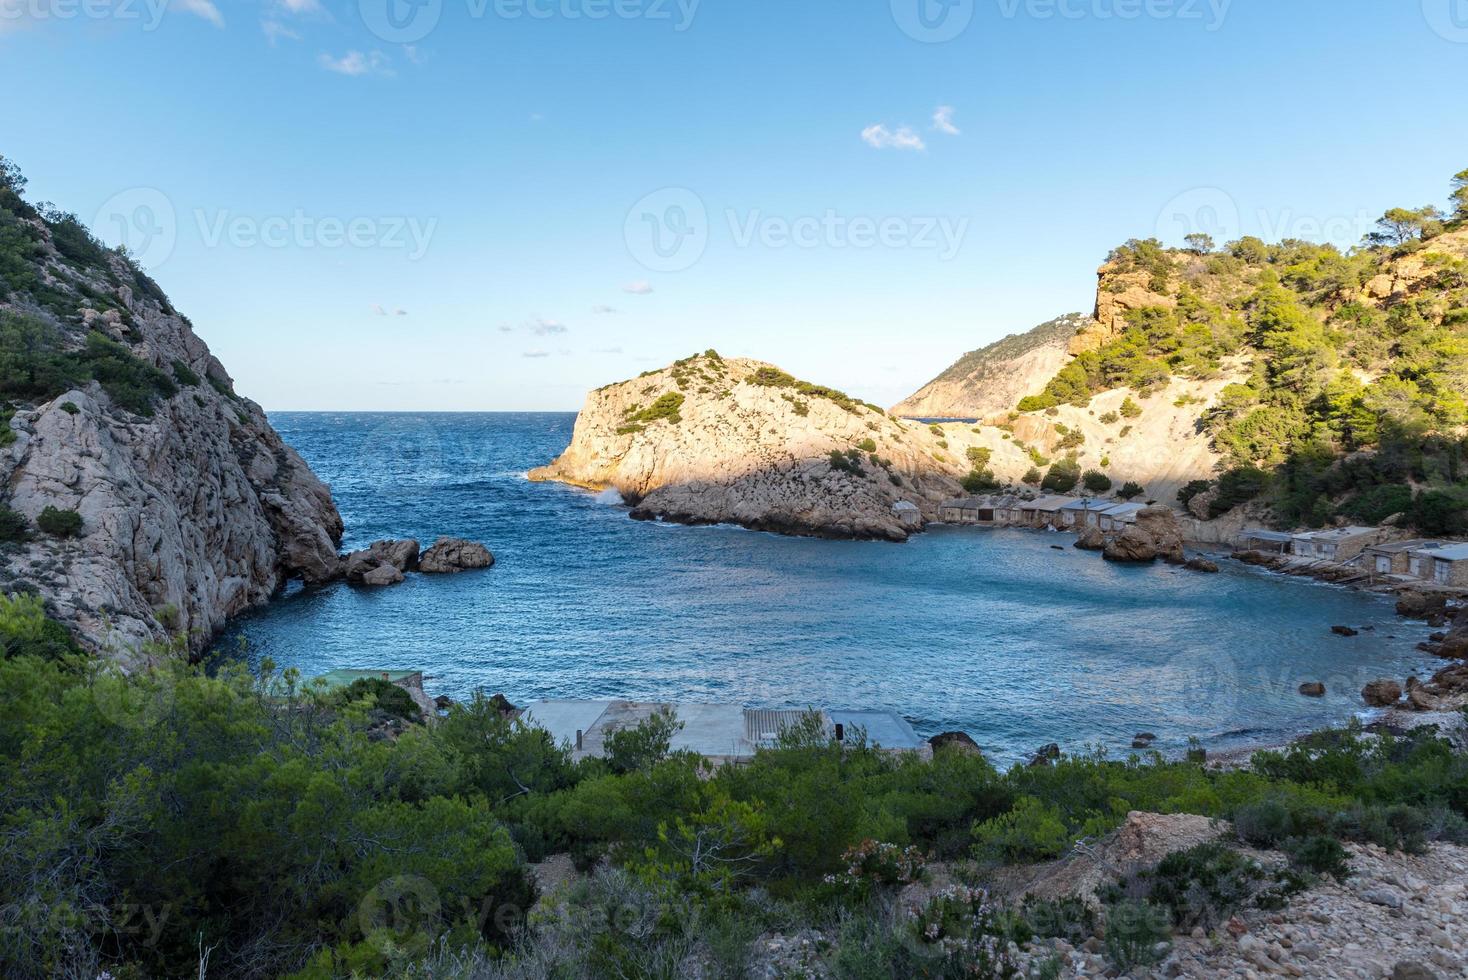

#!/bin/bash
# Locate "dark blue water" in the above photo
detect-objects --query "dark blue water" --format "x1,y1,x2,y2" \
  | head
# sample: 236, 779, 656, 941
227, 413, 1442, 765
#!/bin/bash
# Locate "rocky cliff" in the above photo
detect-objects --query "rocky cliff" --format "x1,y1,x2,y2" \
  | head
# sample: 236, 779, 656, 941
530, 354, 973, 540
891, 313, 1087, 420
0, 166, 342, 664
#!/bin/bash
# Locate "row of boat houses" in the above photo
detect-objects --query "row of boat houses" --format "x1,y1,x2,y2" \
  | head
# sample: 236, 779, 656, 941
937, 494, 1148, 532
1240, 526, 1468, 588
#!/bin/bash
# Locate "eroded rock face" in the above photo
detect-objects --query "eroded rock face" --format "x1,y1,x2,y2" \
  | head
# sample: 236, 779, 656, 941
419, 537, 495, 574
1074, 526, 1106, 551
530, 354, 969, 541
0, 230, 342, 665
344, 539, 420, 583
1103, 506, 1187, 563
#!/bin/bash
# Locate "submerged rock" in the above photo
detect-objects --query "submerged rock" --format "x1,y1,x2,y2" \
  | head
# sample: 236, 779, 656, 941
1299, 682, 1326, 697
1185, 557, 1220, 573
1332, 625, 1360, 637
1028, 743, 1062, 766
420, 537, 495, 574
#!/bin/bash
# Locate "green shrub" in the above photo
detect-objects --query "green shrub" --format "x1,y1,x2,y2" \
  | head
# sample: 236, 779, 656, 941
1102, 900, 1171, 972
0, 593, 83, 662
623, 392, 685, 426
36, 506, 82, 538
333, 677, 424, 724
856, 437, 877, 453
1117, 481, 1145, 500
1338, 483, 1414, 524
1041, 456, 1081, 493
1177, 479, 1213, 506
1022, 466, 1043, 486
1283, 835, 1351, 879
58, 401, 78, 415
606, 709, 682, 775
966, 446, 992, 467
1099, 411, 1120, 425
1119, 397, 1143, 419
0, 507, 27, 543
171, 359, 201, 387
961, 469, 1000, 494
1082, 470, 1112, 493
973, 795, 1071, 863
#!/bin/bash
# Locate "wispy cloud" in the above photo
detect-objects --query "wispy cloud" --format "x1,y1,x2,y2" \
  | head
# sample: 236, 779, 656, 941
371, 304, 406, 316
593, 347, 624, 354
522, 350, 551, 359
592, 305, 620, 315
531, 317, 567, 335
174, 0, 224, 27
319, 50, 391, 77
274, 0, 322, 13
496, 324, 515, 333
261, 20, 301, 44
861, 124, 925, 152
622, 280, 654, 295
932, 106, 960, 136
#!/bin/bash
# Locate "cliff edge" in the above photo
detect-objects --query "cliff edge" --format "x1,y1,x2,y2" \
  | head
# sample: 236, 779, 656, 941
0, 159, 342, 663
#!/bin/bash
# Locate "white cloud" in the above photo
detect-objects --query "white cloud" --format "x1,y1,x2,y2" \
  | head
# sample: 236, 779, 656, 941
592, 305, 620, 315
262, 20, 301, 44
319, 50, 391, 77
593, 347, 624, 354
394, 308, 407, 316
496, 324, 515, 333
622, 280, 654, 295
274, 0, 321, 13
531, 317, 567, 335
372, 304, 387, 316
522, 350, 551, 359
861, 124, 925, 152
174, 0, 224, 26
932, 106, 960, 136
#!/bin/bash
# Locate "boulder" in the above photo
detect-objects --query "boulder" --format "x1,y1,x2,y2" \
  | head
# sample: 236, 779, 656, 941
361, 564, 405, 587
419, 537, 495, 574
1331, 625, 1360, 637
1361, 679, 1403, 707
1184, 557, 1220, 573
1397, 591, 1448, 620
344, 538, 420, 583
930, 731, 982, 755
1074, 526, 1106, 551
1102, 506, 1186, 563
1437, 633, 1468, 660
1405, 677, 1441, 712
1131, 732, 1157, 749
1028, 743, 1061, 767
1298, 682, 1326, 697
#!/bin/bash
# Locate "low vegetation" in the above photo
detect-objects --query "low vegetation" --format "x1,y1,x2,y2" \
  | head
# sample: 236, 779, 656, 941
4, 597, 1461, 978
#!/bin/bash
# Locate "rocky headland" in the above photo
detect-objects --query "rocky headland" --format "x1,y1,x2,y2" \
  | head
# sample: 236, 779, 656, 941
530, 353, 975, 541
0, 193, 344, 663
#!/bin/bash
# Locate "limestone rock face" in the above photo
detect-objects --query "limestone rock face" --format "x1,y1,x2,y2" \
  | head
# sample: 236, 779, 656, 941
891, 313, 1088, 420
530, 354, 971, 541
1103, 506, 1187, 563
1074, 526, 1106, 551
419, 537, 495, 574
0, 225, 342, 665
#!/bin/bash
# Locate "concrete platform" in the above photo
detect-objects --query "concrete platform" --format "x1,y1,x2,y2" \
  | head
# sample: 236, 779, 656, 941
517, 700, 926, 762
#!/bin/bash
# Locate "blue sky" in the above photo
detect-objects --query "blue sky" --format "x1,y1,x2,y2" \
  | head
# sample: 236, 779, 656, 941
3, 0, 1466, 411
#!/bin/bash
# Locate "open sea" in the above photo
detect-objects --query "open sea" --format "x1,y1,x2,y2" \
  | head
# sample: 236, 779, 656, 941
225, 412, 1444, 765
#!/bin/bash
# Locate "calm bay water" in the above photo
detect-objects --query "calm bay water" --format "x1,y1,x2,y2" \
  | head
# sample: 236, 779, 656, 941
226, 412, 1441, 765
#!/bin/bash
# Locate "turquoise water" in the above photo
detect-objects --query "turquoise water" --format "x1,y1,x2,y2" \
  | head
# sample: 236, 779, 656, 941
226, 413, 1442, 765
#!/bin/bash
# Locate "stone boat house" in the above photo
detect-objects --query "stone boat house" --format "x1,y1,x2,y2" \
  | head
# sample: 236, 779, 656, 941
1289, 526, 1382, 562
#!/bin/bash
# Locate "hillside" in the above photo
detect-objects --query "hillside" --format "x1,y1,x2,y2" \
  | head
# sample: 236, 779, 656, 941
891, 312, 1088, 420
1013, 169, 1468, 533
0, 157, 343, 661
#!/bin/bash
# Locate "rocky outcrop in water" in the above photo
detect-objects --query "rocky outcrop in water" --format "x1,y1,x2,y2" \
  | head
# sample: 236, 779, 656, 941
1102, 506, 1187, 564
0, 173, 343, 663
530, 353, 972, 541
419, 537, 495, 574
